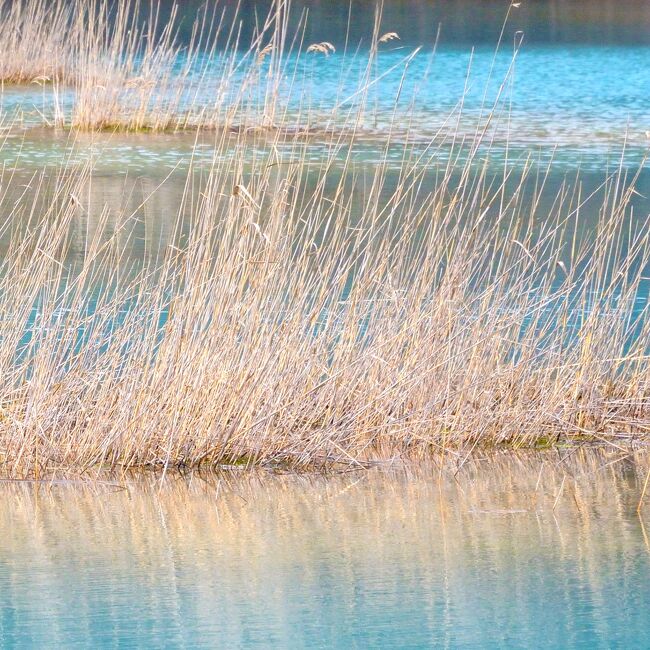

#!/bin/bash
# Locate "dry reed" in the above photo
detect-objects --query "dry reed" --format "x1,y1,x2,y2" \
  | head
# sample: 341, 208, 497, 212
0, 1, 645, 478
0, 0, 71, 84
0, 0, 303, 132
0, 0, 409, 133
0, 122, 646, 477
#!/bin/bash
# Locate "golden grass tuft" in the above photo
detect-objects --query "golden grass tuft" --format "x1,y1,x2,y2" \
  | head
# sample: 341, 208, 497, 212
378, 32, 400, 44
0, 0, 402, 133
0, 0, 71, 84
306, 42, 336, 56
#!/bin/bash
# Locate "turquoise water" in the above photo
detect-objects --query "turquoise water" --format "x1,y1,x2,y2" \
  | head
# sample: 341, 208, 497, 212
4, 44, 649, 170
1, 452, 650, 648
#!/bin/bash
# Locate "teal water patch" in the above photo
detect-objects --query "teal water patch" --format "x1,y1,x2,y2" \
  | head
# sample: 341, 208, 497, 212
1, 44, 648, 172
0, 452, 649, 648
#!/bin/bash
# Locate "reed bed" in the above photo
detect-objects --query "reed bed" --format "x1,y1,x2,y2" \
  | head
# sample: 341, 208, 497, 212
0, 0, 280, 130
0, 115, 647, 477
0, 0, 646, 478
0, 0, 415, 133
0, 0, 71, 84
0, 0, 231, 129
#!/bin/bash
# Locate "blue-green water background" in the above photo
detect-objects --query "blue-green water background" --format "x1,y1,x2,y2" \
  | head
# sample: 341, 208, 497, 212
0, 1, 650, 647
3, 0, 650, 171
1, 452, 650, 649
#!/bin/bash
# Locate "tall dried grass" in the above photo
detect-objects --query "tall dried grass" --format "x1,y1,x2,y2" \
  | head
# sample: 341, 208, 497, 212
0, 0, 71, 84
67, 0, 248, 131
0, 0, 409, 133
0, 0, 646, 478
0, 119, 647, 477
0, 0, 298, 131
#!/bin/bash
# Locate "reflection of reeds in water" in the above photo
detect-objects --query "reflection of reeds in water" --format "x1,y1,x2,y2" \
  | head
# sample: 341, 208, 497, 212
1, 450, 649, 645
0, 115, 646, 475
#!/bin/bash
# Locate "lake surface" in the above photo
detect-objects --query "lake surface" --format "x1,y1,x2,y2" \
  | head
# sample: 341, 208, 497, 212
5, 44, 649, 168
1, 1, 650, 647
1, 1, 648, 170
1, 450, 650, 648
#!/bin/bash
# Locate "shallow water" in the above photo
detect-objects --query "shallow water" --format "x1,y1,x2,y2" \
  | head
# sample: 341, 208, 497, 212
0, 3, 649, 646
1, 450, 650, 648
2, 0, 649, 172
4, 42, 649, 169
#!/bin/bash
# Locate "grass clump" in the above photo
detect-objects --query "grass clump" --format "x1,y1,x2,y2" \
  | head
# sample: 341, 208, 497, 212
0, 0, 646, 479
0, 121, 647, 477
0, 0, 71, 84
0, 0, 417, 134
